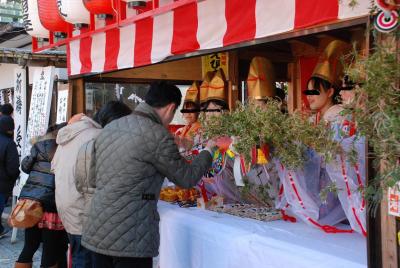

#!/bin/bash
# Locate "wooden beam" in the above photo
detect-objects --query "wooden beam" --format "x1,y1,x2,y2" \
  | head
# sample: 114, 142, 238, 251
316, 33, 351, 43
238, 50, 294, 63
289, 40, 319, 58
99, 57, 202, 81
84, 77, 191, 85
290, 36, 320, 48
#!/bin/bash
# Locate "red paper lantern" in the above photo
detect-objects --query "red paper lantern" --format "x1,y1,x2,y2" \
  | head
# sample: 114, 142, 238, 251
83, 0, 115, 15
38, 0, 71, 32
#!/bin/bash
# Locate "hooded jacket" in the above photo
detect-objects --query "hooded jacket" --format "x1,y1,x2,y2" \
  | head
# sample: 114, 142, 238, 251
20, 133, 58, 212
81, 103, 212, 258
0, 115, 19, 195
51, 116, 102, 235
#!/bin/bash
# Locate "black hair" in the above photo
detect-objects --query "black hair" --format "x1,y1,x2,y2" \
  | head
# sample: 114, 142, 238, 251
201, 99, 229, 111
46, 122, 67, 134
94, 101, 132, 127
181, 102, 200, 113
307, 77, 340, 104
0, 103, 14, 116
0, 115, 14, 137
275, 87, 286, 102
145, 82, 182, 109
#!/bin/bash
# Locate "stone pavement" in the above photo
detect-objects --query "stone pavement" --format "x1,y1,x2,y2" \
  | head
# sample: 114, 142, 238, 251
0, 207, 159, 268
0, 206, 42, 268
1, 205, 160, 268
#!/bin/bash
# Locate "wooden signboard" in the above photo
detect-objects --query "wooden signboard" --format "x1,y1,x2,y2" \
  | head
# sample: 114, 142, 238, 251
202, 52, 229, 79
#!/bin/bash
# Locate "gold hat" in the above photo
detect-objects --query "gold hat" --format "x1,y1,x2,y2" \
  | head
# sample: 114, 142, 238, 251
247, 57, 276, 100
312, 40, 351, 87
181, 82, 200, 113
199, 71, 214, 104
205, 69, 228, 103
184, 82, 200, 105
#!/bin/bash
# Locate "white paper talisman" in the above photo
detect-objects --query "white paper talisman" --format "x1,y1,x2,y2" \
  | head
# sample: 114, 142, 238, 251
56, 84, 69, 124
25, 66, 55, 156
388, 182, 400, 217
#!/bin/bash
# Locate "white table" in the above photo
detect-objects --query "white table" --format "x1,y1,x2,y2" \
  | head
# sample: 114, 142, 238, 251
158, 201, 367, 268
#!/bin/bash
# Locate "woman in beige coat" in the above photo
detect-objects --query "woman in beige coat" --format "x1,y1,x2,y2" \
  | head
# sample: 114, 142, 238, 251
52, 101, 131, 268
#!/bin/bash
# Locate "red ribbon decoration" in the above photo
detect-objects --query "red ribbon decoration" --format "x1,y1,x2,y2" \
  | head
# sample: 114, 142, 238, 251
340, 155, 367, 236
280, 163, 354, 234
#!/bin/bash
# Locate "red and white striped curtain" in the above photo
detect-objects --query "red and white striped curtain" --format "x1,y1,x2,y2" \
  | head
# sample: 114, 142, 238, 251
68, 0, 370, 76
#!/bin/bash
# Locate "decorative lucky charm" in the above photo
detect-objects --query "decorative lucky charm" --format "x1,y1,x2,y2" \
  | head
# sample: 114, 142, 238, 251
374, 0, 399, 33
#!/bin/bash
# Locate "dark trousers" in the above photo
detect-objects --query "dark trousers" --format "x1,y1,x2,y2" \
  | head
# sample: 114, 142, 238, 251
67, 233, 96, 268
0, 193, 6, 232
18, 225, 68, 267
93, 252, 152, 268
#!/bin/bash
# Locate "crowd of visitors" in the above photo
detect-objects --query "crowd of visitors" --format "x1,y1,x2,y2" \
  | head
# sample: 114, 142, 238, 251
0, 82, 216, 268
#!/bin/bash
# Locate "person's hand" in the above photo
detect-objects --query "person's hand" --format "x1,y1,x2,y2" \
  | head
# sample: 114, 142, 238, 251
215, 136, 232, 151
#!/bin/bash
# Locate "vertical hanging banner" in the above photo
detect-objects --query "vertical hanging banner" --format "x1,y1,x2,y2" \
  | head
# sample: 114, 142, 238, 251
6, 88, 14, 104
56, 83, 69, 123
202, 52, 229, 78
13, 68, 27, 197
25, 66, 55, 156
85, 88, 94, 111
0, 90, 5, 105
13, 68, 27, 160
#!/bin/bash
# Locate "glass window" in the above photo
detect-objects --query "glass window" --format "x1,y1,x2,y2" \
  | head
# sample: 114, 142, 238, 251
85, 82, 189, 124
85, 82, 150, 118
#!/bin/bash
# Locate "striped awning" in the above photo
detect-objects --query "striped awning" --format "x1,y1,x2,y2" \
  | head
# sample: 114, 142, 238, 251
68, 0, 370, 76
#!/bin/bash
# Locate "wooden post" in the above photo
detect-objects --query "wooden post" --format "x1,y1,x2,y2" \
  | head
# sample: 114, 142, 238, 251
381, 189, 398, 268
379, 33, 399, 268
68, 78, 85, 118
287, 62, 300, 114
228, 51, 239, 110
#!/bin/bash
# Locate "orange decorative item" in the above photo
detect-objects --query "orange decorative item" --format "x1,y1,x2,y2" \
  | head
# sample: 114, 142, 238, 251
215, 136, 232, 153
38, 0, 71, 33
83, 0, 115, 15
160, 187, 199, 203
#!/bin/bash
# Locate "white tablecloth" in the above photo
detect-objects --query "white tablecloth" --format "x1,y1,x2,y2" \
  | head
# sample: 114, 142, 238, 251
158, 201, 367, 268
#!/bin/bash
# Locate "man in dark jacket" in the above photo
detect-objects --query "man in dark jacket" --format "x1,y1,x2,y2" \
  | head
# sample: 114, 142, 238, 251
0, 115, 20, 237
82, 82, 215, 268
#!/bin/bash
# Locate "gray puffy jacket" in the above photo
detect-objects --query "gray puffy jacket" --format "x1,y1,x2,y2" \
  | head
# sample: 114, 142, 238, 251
81, 103, 212, 258
74, 138, 96, 226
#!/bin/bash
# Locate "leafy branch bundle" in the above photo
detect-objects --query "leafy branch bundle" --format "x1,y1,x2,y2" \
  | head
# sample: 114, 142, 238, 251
201, 100, 341, 170
346, 42, 400, 201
